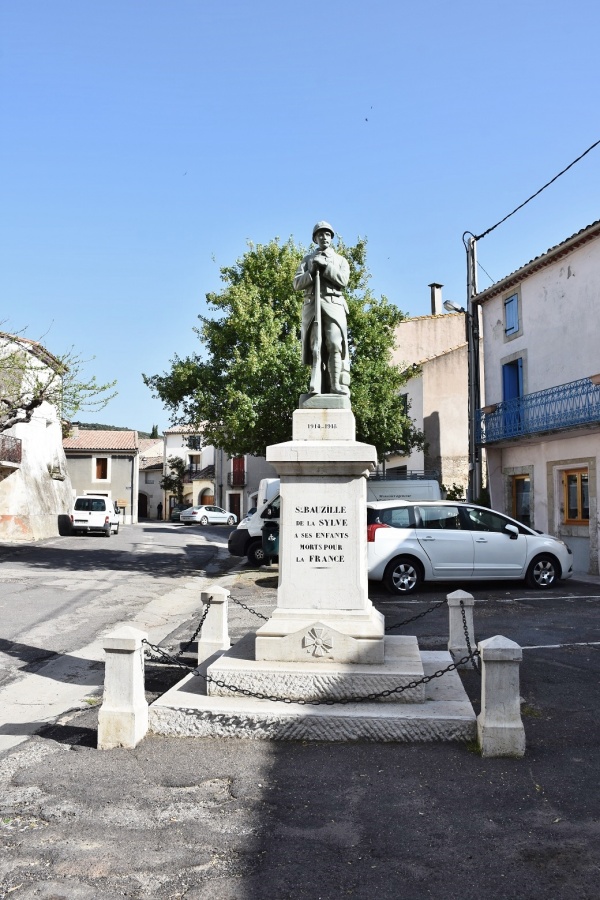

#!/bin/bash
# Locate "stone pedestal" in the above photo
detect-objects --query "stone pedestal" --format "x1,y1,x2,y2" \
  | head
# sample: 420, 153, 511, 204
256, 407, 384, 664
98, 626, 148, 750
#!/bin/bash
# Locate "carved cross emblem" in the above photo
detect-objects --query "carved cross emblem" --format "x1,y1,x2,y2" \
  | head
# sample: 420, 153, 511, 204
303, 627, 334, 658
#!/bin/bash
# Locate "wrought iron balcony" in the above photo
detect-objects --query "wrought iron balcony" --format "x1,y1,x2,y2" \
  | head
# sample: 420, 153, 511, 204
476, 376, 600, 445
227, 469, 247, 488
0, 434, 22, 465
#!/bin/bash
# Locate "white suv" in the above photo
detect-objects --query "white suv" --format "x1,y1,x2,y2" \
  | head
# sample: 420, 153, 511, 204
71, 495, 120, 537
367, 500, 573, 594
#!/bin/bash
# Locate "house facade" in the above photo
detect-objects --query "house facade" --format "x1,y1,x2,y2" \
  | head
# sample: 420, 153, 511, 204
63, 428, 140, 524
138, 438, 164, 519
387, 286, 471, 496
163, 426, 277, 520
0, 335, 73, 541
475, 220, 600, 575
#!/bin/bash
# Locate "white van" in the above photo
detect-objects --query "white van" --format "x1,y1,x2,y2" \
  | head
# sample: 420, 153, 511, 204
71, 495, 120, 537
227, 477, 440, 566
366, 479, 441, 502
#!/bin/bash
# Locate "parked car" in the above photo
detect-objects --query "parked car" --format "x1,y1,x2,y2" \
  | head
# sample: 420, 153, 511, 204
170, 504, 191, 522
180, 505, 237, 526
71, 495, 120, 537
367, 500, 573, 594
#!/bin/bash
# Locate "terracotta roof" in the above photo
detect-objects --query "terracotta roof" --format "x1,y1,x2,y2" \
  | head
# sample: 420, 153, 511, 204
140, 459, 163, 471
474, 219, 600, 304
138, 438, 164, 456
0, 331, 66, 373
63, 430, 139, 451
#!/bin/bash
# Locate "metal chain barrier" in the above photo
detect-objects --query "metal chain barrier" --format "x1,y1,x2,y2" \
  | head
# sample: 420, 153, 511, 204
229, 594, 269, 621
145, 595, 212, 663
460, 599, 481, 674
141, 637, 480, 706
385, 599, 447, 633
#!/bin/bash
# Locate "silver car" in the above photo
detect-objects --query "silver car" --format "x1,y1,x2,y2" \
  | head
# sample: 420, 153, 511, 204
367, 500, 573, 594
180, 505, 237, 526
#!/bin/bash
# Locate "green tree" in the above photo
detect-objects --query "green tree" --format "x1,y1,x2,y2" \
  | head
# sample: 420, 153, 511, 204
144, 236, 423, 460
150, 424, 159, 439
160, 456, 186, 504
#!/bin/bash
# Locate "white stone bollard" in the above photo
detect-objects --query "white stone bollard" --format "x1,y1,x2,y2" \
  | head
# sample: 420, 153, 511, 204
477, 635, 526, 758
98, 626, 148, 750
197, 587, 231, 664
447, 590, 476, 667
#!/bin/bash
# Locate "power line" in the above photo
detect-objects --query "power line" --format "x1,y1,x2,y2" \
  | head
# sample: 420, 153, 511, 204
474, 138, 600, 242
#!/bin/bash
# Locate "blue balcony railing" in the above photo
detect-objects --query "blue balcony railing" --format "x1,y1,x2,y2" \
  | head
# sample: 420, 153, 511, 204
476, 376, 600, 445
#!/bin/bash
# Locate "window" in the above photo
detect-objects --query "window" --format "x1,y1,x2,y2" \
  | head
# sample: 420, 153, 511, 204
187, 435, 202, 450
504, 293, 519, 336
95, 458, 108, 479
464, 507, 512, 533
512, 476, 531, 528
145, 472, 155, 484
563, 469, 589, 525
417, 505, 462, 530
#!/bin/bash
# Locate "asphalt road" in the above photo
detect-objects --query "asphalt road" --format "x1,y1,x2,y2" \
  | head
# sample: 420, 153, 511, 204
0, 536, 599, 899
0, 522, 234, 690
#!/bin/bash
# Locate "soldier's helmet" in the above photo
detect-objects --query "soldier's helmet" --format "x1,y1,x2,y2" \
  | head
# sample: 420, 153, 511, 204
312, 221, 335, 242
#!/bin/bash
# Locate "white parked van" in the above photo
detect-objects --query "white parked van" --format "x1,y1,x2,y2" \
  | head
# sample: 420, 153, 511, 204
71, 495, 120, 537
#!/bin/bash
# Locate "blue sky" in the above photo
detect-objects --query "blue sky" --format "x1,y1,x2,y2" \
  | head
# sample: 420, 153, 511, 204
2, 1, 599, 432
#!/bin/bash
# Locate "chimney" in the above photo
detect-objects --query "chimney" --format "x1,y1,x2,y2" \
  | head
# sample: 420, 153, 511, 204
71, 424, 79, 440
429, 283, 443, 315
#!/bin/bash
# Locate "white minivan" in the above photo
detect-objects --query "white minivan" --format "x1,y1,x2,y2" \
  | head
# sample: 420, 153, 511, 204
71, 495, 120, 537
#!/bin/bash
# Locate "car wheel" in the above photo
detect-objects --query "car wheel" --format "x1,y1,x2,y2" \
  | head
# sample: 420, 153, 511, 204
200, 516, 209, 526
227, 516, 235, 526
105, 527, 111, 538
383, 556, 423, 595
526, 554, 560, 589
248, 540, 268, 567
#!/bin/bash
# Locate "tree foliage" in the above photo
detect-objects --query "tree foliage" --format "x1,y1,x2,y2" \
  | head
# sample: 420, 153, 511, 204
144, 236, 423, 460
0, 331, 117, 434
160, 455, 186, 503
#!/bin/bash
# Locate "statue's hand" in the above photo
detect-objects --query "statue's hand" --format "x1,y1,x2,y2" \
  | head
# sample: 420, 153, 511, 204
313, 254, 327, 271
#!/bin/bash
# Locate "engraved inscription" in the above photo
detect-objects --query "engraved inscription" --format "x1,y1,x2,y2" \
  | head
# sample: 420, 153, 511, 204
293, 504, 350, 566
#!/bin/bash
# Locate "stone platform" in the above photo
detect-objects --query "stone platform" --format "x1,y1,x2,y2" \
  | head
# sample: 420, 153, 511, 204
149, 642, 476, 743
207, 633, 425, 703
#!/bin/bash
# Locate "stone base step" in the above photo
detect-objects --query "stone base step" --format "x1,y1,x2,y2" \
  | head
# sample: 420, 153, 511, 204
149, 651, 476, 743
207, 634, 425, 703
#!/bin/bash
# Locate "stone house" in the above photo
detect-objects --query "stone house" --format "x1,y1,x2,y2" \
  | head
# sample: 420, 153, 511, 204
63, 428, 140, 524
0, 335, 73, 541
138, 438, 164, 519
386, 286, 471, 496
474, 220, 600, 574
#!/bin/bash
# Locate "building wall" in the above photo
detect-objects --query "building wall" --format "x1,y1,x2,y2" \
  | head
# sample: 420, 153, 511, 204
392, 313, 465, 367
480, 231, 600, 574
482, 237, 600, 404
486, 433, 599, 575
0, 405, 73, 541
66, 453, 139, 524
422, 346, 469, 494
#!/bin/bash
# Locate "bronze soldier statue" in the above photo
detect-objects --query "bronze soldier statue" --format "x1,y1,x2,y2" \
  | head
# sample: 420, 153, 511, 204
293, 221, 351, 397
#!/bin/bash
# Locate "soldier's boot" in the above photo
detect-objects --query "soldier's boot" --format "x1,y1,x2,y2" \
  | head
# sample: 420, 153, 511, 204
328, 352, 350, 395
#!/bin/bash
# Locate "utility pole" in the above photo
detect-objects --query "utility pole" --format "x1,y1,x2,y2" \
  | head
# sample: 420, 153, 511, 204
466, 235, 482, 503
